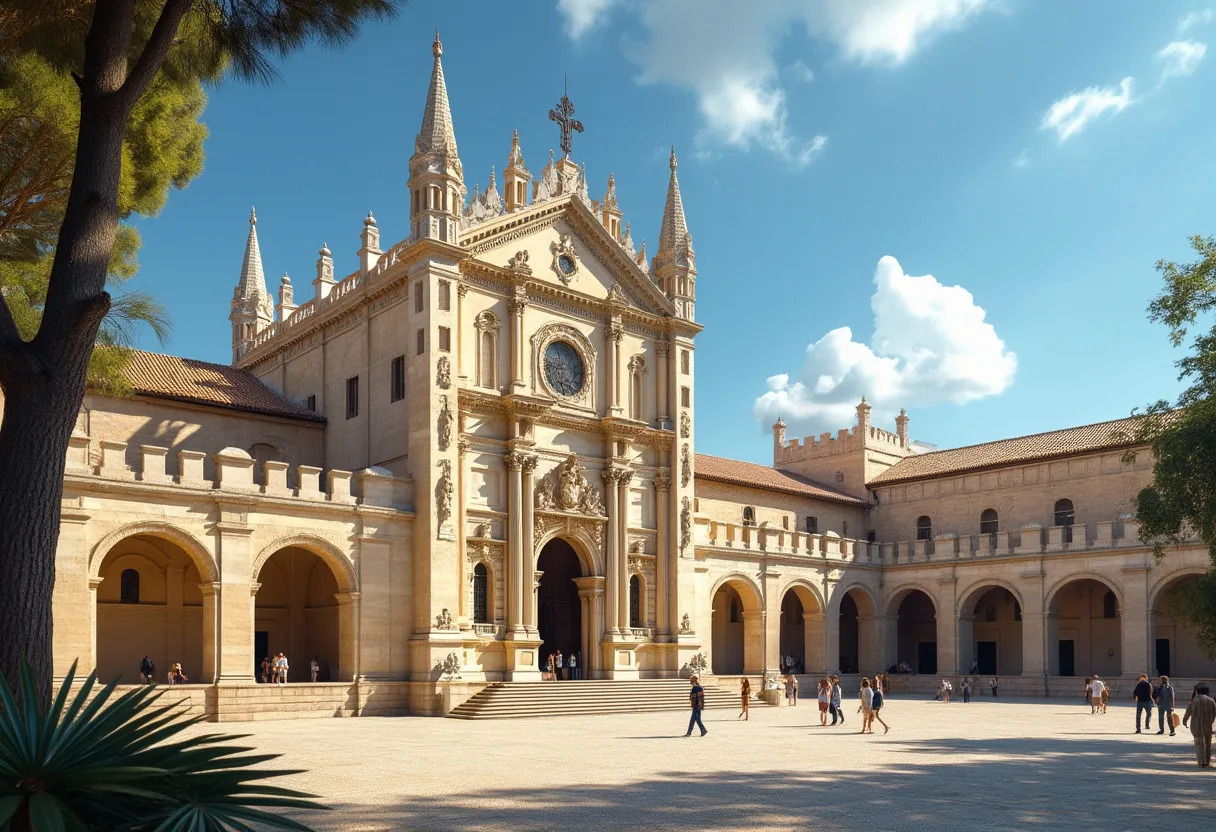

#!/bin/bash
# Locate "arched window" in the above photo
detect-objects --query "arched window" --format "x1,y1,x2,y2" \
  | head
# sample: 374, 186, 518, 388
742, 506, 756, 526
472, 563, 489, 624
916, 516, 933, 541
628, 355, 646, 421
474, 312, 499, 390
1102, 590, 1118, 619
729, 598, 740, 623
629, 575, 642, 628
980, 508, 998, 536
120, 568, 140, 604
1054, 498, 1075, 543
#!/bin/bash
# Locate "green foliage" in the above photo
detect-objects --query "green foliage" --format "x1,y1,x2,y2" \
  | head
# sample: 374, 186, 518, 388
1135, 234, 1216, 653
0, 661, 324, 831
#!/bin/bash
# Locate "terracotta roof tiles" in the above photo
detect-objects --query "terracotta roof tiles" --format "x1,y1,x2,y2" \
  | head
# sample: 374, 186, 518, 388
695, 454, 867, 506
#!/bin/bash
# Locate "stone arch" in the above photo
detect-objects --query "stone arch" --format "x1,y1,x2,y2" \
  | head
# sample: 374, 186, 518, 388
886, 583, 939, 674
1045, 573, 1122, 613
90, 522, 218, 583
710, 573, 764, 676
709, 572, 764, 611
1148, 567, 1216, 678
1045, 574, 1123, 677
831, 582, 879, 674
252, 533, 356, 593
829, 581, 878, 616
534, 526, 600, 578
779, 579, 825, 674
884, 583, 940, 617
957, 580, 1026, 676
1148, 565, 1209, 610
780, 578, 825, 614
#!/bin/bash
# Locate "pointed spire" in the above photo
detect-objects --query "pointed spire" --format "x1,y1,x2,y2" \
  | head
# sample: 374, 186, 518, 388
658, 147, 692, 259
237, 206, 269, 302
507, 129, 526, 170
413, 29, 461, 174
482, 166, 503, 214
603, 173, 618, 210
621, 221, 635, 256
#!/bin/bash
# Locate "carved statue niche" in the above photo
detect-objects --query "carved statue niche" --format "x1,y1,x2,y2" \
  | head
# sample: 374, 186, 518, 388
680, 411, 691, 439
437, 395, 453, 451
681, 443, 692, 487
534, 454, 605, 516
680, 496, 692, 553
437, 355, 452, 390
436, 459, 453, 530
679, 613, 692, 634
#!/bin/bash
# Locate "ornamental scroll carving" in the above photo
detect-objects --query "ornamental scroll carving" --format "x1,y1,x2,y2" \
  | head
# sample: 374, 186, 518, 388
437, 355, 451, 390
681, 443, 692, 487
534, 454, 605, 516
437, 395, 453, 451
680, 496, 692, 553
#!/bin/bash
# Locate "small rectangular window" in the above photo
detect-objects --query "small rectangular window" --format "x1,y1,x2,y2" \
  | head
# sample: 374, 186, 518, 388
681, 349, 690, 375
416, 328, 425, 355
345, 376, 359, 419
439, 326, 451, 352
438, 280, 451, 311
805, 516, 818, 534
304, 394, 317, 412
415, 282, 424, 313
390, 355, 405, 402
866, 530, 877, 543
681, 386, 690, 408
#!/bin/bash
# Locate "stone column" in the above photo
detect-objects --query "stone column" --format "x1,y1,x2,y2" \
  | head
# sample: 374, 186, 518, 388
957, 614, 975, 675
804, 611, 826, 674
872, 613, 894, 674
1121, 564, 1151, 678
575, 576, 605, 677
509, 297, 526, 390
504, 452, 525, 636
656, 342, 670, 428
335, 592, 360, 681
615, 470, 633, 632
653, 474, 671, 637
602, 470, 621, 637
456, 283, 468, 378
607, 323, 623, 415
824, 598, 842, 674
935, 578, 958, 676
521, 454, 539, 635
200, 583, 219, 684
165, 565, 185, 674
53, 509, 93, 680
355, 532, 392, 679
742, 610, 765, 675
214, 514, 255, 683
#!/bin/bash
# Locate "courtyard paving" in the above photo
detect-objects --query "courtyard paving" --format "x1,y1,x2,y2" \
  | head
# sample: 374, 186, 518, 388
212, 695, 1216, 831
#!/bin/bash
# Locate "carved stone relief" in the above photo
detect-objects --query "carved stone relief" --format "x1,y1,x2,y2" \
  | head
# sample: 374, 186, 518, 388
435, 608, 454, 630
436, 459, 453, 534
437, 395, 453, 451
507, 250, 532, 274
534, 454, 605, 516
437, 355, 451, 390
680, 411, 691, 438
681, 443, 692, 487
680, 496, 692, 553
679, 613, 693, 634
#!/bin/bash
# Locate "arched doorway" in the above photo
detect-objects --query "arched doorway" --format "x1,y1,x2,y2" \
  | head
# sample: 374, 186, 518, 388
1048, 578, 1120, 677
892, 589, 937, 674
255, 547, 345, 682
959, 585, 1023, 675
1152, 574, 1216, 678
837, 587, 876, 674
711, 578, 762, 675
537, 539, 583, 672
95, 534, 209, 683
780, 585, 823, 674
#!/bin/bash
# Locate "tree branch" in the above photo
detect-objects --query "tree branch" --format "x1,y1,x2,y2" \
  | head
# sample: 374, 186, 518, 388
115, 0, 193, 112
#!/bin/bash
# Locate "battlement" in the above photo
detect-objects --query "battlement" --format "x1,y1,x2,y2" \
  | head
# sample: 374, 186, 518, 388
774, 413, 911, 466
64, 433, 413, 511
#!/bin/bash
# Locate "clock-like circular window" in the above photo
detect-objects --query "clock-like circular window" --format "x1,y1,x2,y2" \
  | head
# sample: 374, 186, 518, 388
544, 340, 585, 398
556, 254, 576, 276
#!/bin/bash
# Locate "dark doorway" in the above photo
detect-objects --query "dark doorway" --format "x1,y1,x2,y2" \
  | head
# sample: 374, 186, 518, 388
976, 641, 997, 675
838, 592, 859, 674
255, 630, 269, 679
537, 539, 583, 671
1059, 640, 1076, 677
917, 642, 938, 675
1156, 638, 1172, 677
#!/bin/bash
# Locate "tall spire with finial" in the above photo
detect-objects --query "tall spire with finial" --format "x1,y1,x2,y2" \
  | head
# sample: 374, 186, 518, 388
230, 207, 274, 363
653, 147, 696, 320
409, 31, 465, 243
504, 129, 530, 212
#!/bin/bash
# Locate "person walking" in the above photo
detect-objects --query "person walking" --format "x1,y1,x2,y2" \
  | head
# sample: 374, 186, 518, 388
1154, 675, 1176, 736
871, 682, 890, 734
1084, 676, 1093, 706
786, 675, 798, 708
1182, 683, 1216, 767
275, 652, 289, 684
990, 676, 999, 698
1088, 675, 1105, 714
817, 679, 830, 725
738, 678, 751, 721
260, 656, 271, 684
961, 677, 971, 703
685, 675, 708, 737
555, 650, 564, 681
859, 677, 875, 734
790, 674, 799, 705
1132, 673, 1154, 733
569, 651, 579, 680
941, 678, 952, 704
829, 674, 844, 725
139, 654, 155, 686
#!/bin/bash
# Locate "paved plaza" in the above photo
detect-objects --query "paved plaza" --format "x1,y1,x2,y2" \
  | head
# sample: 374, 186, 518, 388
204, 694, 1216, 831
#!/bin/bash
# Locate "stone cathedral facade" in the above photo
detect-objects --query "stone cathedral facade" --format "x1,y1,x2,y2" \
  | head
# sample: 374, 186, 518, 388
31, 35, 1216, 720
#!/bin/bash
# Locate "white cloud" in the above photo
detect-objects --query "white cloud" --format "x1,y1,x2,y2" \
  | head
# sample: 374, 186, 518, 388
1040, 77, 1134, 142
558, 0, 617, 38
791, 60, 816, 83
1179, 9, 1214, 33
754, 256, 1016, 436
557, 0, 996, 163
1155, 39, 1207, 80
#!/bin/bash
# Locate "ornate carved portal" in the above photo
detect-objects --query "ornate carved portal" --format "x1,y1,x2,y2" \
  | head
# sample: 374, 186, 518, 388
535, 455, 605, 516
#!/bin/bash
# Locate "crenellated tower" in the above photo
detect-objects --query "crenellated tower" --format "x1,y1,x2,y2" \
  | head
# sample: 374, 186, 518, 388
653, 148, 696, 321
408, 32, 464, 244
229, 208, 274, 363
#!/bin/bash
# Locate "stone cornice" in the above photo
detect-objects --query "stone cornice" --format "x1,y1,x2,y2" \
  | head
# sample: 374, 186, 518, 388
456, 387, 674, 448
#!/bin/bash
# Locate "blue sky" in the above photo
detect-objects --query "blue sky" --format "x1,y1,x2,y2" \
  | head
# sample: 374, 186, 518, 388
127, 0, 1215, 465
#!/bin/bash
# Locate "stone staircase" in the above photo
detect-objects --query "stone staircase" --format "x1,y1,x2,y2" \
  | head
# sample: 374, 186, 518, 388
448, 679, 739, 720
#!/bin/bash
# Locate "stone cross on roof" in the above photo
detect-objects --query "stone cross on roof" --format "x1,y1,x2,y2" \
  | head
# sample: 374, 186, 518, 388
548, 77, 584, 157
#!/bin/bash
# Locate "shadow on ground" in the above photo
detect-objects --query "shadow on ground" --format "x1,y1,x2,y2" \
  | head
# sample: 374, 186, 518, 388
309, 733, 1215, 831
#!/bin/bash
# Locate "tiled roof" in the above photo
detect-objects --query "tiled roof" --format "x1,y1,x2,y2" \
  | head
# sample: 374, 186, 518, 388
117, 350, 323, 422
695, 454, 868, 506
869, 415, 1145, 486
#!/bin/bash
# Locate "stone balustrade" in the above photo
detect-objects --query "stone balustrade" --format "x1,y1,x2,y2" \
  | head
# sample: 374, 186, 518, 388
65, 437, 412, 511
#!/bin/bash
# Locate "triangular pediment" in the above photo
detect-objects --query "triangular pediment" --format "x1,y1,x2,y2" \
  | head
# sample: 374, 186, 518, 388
460, 196, 673, 318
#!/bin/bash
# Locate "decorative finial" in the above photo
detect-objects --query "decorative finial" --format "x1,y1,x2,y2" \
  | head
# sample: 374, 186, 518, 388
319, 242, 330, 256
365, 211, 376, 227
281, 272, 291, 284
433, 29, 442, 58
861, 395, 867, 404
670, 146, 677, 170
250, 206, 257, 226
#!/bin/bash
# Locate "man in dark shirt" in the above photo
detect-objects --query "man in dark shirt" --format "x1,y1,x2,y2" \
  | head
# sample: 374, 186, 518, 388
1133, 673, 1153, 734
1154, 675, 1176, 736
685, 675, 708, 737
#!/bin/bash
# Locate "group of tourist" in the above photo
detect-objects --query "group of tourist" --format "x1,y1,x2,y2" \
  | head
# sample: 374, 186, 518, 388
729, 673, 890, 734
544, 650, 580, 680
258, 653, 310, 684
138, 654, 188, 686
933, 676, 999, 702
